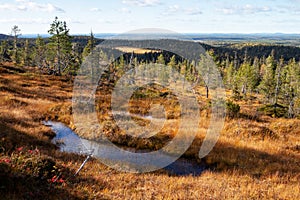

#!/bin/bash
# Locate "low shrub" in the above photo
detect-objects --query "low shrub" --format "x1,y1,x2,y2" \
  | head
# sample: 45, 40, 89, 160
226, 100, 240, 118
258, 103, 287, 118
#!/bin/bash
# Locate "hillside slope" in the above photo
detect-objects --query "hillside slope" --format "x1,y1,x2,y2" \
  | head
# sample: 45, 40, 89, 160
0, 62, 299, 199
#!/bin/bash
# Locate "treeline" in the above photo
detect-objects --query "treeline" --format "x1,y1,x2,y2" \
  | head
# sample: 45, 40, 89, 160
220, 50, 300, 118
1, 17, 300, 118
86, 45, 300, 118
0, 18, 104, 76
200, 43, 300, 63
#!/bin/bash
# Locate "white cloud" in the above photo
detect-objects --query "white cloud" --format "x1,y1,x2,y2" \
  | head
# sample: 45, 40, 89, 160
0, 18, 51, 24
0, 18, 81, 24
0, 16, 84, 26
217, 4, 271, 15
98, 19, 118, 24
90, 7, 101, 12
277, 5, 300, 14
0, 0, 64, 13
184, 8, 203, 15
163, 5, 202, 16
122, 0, 161, 7
68, 19, 84, 24
169, 5, 180, 12
119, 7, 131, 13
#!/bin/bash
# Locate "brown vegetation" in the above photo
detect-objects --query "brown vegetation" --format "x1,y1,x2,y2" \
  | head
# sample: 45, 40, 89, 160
0, 62, 299, 199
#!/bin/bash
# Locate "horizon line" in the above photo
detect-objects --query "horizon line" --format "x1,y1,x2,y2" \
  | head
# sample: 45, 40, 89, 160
22, 32, 300, 34
13, 32, 300, 35
13, 32, 300, 37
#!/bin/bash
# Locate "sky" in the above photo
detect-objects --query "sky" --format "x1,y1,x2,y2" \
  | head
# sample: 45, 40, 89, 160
0, 0, 300, 34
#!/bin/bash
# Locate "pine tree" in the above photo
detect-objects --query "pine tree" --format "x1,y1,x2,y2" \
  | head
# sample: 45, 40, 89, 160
225, 60, 241, 99
11, 25, 21, 64
156, 53, 165, 65
34, 35, 46, 69
82, 31, 95, 58
236, 63, 249, 97
69, 42, 81, 76
22, 39, 31, 66
199, 53, 215, 98
47, 17, 73, 75
225, 61, 236, 90
119, 54, 125, 69
0, 40, 9, 62
180, 59, 187, 75
168, 55, 176, 68
156, 53, 168, 84
252, 57, 261, 83
187, 60, 197, 82
115, 54, 125, 78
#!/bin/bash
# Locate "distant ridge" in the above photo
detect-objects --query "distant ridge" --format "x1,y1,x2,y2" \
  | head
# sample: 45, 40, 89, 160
0, 34, 12, 40
8, 33, 300, 41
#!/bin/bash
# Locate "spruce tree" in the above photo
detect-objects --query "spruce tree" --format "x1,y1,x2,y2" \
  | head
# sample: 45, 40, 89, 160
282, 58, 300, 117
157, 54, 168, 84
236, 61, 259, 98
225, 61, 236, 90
274, 58, 284, 105
258, 54, 276, 103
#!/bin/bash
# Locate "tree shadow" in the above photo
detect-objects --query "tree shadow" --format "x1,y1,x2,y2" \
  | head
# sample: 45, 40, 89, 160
200, 140, 300, 178
237, 112, 268, 123
161, 131, 299, 178
0, 121, 107, 199
0, 121, 55, 153
42, 119, 299, 179
0, 163, 83, 200
162, 157, 209, 176
0, 65, 72, 102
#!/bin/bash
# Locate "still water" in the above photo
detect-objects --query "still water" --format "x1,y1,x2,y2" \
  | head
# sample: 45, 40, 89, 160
44, 121, 206, 176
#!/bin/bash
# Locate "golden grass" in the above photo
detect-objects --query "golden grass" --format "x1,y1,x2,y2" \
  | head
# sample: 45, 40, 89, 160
114, 47, 161, 54
0, 62, 299, 199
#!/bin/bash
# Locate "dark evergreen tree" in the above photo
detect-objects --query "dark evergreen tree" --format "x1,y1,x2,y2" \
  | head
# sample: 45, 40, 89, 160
236, 61, 259, 98
274, 58, 284, 105
282, 58, 300, 118
258, 54, 276, 103
47, 17, 73, 75
0, 40, 9, 62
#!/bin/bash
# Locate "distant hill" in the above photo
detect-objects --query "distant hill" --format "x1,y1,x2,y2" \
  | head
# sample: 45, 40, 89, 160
0, 34, 13, 40
2, 33, 300, 63
200, 42, 300, 62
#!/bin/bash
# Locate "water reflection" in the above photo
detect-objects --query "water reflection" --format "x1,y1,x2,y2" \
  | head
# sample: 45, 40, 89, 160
44, 121, 206, 176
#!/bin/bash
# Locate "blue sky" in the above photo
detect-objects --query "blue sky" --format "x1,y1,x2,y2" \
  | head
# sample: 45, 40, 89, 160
0, 0, 300, 34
